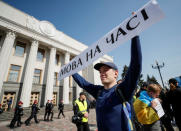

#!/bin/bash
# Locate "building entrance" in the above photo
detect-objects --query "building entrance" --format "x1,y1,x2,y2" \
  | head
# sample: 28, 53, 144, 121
52, 92, 57, 106
30, 92, 39, 106
1, 92, 15, 111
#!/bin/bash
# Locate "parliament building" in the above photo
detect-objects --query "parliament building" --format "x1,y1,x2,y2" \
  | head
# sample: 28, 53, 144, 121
0, 1, 113, 110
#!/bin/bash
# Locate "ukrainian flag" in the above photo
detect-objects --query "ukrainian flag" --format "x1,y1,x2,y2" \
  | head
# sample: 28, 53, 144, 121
133, 91, 159, 125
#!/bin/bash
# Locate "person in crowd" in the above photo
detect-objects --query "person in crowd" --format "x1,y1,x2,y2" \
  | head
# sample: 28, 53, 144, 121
9, 101, 23, 128
166, 78, 181, 130
48, 100, 54, 121
73, 92, 90, 131
44, 100, 50, 121
72, 36, 142, 131
7, 98, 12, 111
58, 100, 65, 119
133, 84, 163, 131
90, 99, 96, 109
159, 87, 174, 131
117, 79, 122, 84
0, 104, 3, 114
25, 100, 40, 126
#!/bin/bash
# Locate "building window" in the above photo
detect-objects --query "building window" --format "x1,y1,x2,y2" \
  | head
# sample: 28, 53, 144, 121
7, 65, 21, 82
14, 41, 26, 57
33, 69, 41, 84
54, 72, 58, 86
55, 54, 59, 65
37, 48, 45, 62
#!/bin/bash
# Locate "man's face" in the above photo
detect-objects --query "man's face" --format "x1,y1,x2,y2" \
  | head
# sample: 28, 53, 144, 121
80, 95, 86, 100
169, 83, 177, 90
19, 103, 23, 106
99, 65, 118, 85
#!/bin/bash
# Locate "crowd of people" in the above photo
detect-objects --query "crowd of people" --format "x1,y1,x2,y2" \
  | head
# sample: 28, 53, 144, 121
6, 75, 180, 131
132, 78, 181, 131
7, 99, 65, 129
6, 77, 181, 130
71, 35, 181, 131
0, 35, 180, 131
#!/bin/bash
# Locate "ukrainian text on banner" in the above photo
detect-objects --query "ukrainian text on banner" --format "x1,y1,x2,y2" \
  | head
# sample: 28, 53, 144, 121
58, 0, 164, 80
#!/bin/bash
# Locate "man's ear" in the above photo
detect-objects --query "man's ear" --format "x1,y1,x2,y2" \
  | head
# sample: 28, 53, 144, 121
115, 70, 119, 78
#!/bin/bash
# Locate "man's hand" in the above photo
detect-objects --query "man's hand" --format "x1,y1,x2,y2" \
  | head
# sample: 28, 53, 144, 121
84, 112, 88, 118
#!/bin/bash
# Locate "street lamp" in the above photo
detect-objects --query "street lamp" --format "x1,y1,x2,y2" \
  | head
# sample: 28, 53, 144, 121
152, 61, 165, 88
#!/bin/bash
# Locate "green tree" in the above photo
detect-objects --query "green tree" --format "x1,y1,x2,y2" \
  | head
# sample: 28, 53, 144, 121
121, 65, 128, 80
138, 74, 144, 88
121, 65, 144, 88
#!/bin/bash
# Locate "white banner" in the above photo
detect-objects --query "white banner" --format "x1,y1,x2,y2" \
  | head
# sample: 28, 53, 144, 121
58, 0, 164, 80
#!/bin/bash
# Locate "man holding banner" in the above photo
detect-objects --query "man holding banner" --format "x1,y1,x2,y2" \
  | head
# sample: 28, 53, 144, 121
58, 0, 164, 130
72, 35, 142, 131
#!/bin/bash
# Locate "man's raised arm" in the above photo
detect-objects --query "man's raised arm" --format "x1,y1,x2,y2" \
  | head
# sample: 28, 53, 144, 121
117, 36, 142, 101
72, 73, 102, 99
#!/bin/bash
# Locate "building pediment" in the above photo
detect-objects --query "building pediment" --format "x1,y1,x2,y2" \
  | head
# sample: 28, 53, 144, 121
39, 21, 56, 37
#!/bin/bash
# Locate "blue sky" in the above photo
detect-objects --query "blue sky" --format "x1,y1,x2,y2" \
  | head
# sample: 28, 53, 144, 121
3, 0, 181, 87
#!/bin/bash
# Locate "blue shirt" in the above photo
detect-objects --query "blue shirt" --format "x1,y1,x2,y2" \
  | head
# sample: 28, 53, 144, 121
72, 36, 142, 131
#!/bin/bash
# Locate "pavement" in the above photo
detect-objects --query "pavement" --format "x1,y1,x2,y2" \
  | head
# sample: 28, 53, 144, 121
0, 109, 97, 131
0, 109, 179, 131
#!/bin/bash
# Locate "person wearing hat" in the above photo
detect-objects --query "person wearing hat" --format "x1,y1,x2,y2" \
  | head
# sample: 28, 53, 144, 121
25, 100, 40, 126
73, 92, 90, 131
72, 36, 142, 131
48, 100, 54, 121
9, 101, 24, 128
165, 78, 181, 130
58, 100, 65, 119
44, 100, 50, 121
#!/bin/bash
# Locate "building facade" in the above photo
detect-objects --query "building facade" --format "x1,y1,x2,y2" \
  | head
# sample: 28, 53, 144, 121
0, 1, 113, 109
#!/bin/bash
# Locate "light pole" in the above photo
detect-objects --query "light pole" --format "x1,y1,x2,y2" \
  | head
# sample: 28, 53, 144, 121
152, 61, 165, 88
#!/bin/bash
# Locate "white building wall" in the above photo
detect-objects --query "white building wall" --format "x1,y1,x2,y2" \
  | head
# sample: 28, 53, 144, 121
4, 39, 29, 82
0, 1, 113, 107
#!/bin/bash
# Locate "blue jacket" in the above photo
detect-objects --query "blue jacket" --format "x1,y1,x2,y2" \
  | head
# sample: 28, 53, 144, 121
72, 36, 142, 131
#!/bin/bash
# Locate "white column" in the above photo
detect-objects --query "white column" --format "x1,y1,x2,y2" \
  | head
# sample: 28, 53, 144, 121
0, 31, 16, 95
20, 40, 39, 107
63, 52, 70, 104
44, 47, 56, 104
76, 71, 83, 99
93, 61, 102, 85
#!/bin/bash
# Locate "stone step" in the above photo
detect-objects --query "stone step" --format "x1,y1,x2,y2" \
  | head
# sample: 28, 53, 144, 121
0, 104, 73, 121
